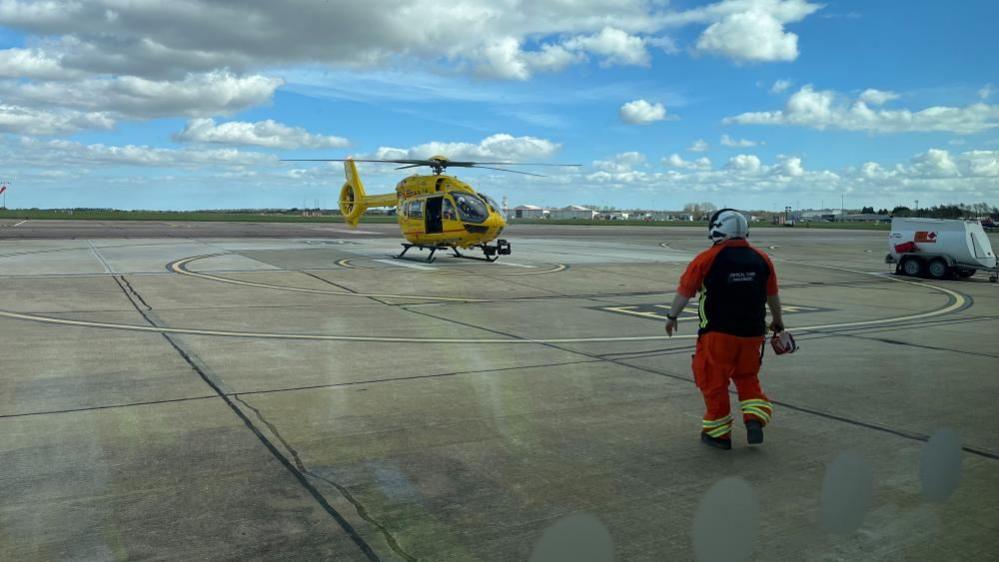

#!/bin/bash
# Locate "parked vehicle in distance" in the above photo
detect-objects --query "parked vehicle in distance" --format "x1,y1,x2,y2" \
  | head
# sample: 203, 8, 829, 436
886, 218, 998, 282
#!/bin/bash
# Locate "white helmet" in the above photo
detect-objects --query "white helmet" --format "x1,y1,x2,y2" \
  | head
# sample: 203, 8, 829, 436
708, 209, 749, 242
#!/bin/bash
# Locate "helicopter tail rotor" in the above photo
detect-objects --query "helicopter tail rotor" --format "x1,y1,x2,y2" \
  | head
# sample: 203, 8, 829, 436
338, 160, 398, 226
339, 160, 368, 226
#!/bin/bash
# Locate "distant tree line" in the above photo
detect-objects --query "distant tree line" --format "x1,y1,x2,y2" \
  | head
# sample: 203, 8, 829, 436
682, 202, 718, 218
884, 202, 998, 220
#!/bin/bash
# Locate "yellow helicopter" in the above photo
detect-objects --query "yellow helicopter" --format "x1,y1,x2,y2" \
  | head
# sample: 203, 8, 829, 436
283, 155, 577, 262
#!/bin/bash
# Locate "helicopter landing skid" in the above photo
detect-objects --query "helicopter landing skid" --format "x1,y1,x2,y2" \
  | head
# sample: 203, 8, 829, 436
396, 239, 510, 263
451, 247, 498, 263
395, 243, 451, 263
452, 239, 511, 263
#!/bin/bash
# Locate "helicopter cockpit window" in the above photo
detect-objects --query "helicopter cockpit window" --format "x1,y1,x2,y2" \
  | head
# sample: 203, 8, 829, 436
453, 193, 488, 223
442, 198, 457, 221
407, 199, 423, 219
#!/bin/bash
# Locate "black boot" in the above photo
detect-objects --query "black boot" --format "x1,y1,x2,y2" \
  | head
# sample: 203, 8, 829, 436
701, 432, 732, 450
746, 420, 764, 445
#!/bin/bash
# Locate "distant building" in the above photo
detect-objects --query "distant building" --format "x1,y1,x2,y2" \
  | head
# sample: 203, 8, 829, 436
800, 209, 844, 221
596, 211, 630, 220
512, 204, 547, 219
631, 211, 673, 221
551, 205, 598, 220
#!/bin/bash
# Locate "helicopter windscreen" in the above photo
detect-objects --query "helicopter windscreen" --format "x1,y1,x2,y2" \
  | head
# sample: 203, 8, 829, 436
478, 193, 501, 213
453, 193, 489, 223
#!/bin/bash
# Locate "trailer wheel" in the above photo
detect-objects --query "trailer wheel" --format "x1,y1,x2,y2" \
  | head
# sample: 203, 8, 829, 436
900, 257, 923, 277
956, 268, 976, 278
927, 258, 950, 280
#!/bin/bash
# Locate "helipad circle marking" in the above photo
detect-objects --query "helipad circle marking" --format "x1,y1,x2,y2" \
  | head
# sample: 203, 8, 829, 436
334, 257, 566, 275
0, 273, 968, 344
168, 255, 484, 303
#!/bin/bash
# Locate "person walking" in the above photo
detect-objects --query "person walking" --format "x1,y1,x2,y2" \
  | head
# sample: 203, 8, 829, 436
664, 209, 784, 450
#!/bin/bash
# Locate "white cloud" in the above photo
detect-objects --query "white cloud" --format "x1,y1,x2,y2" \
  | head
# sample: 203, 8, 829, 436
647, 36, 680, 55
720, 134, 759, 147
664, 153, 712, 170
0, 104, 113, 135
689, 1, 823, 63
661, 0, 822, 28
771, 79, 793, 93
0, 1, 670, 82
564, 27, 651, 67
0, 0, 826, 87
980, 84, 994, 100
0, 48, 83, 80
959, 150, 999, 177
9, 71, 283, 120
905, 148, 960, 178
858, 88, 899, 106
619, 99, 667, 124
726, 154, 763, 172
775, 155, 804, 176
858, 161, 888, 180
477, 38, 532, 80
689, 139, 710, 152
697, 10, 800, 62
174, 118, 350, 149
13, 137, 275, 168
522, 43, 586, 73
372, 134, 561, 162
594, 151, 646, 173
725, 85, 999, 134
570, 147, 999, 208
857, 149, 998, 181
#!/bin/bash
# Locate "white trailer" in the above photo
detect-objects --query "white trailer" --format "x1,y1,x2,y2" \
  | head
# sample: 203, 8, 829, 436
886, 218, 998, 282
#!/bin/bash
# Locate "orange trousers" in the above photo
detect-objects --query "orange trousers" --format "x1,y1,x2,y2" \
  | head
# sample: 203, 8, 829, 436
692, 332, 773, 439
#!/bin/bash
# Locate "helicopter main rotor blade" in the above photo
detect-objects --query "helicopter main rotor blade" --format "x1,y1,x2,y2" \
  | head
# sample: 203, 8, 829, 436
281, 158, 580, 167
467, 166, 546, 177
280, 158, 428, 165
444, 161, 581, 167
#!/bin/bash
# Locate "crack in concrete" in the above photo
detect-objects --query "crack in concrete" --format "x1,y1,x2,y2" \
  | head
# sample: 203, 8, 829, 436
234, 395, 420, 562
110, 275, 381, 561
118, 275, 152, 311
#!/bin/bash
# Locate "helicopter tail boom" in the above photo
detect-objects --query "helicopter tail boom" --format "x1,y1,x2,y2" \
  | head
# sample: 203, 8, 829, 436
339, 160, 396, 226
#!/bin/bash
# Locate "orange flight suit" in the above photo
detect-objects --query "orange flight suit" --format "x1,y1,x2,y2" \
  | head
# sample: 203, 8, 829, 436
677, 239, 777, 440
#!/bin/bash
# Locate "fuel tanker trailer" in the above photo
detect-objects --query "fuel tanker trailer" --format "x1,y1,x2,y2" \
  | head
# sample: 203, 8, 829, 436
887, 217, 998, 282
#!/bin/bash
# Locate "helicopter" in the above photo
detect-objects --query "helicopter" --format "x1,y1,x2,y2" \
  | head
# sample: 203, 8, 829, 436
282, 156, 578, 262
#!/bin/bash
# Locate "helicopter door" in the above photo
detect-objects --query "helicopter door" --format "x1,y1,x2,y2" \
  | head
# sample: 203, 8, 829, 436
425, 196, 444, 234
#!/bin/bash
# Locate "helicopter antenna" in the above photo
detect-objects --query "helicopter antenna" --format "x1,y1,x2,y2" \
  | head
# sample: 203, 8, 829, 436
281, 155, 580, 177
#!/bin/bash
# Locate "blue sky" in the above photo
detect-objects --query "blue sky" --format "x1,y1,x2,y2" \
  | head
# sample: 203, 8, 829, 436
0, 0, 997, 212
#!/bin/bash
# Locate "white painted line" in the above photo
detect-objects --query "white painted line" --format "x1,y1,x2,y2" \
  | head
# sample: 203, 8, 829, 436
374, 259, 436, 271
12, 220, 27, 227
494, 261, 536, 268
321, 227, 381, 235
0, 274, 967, 344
